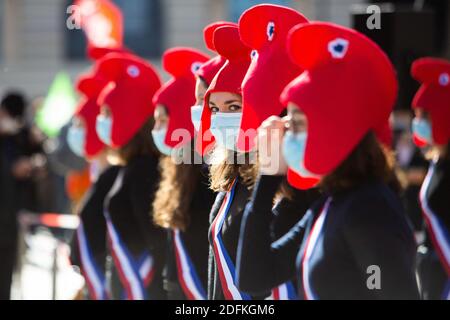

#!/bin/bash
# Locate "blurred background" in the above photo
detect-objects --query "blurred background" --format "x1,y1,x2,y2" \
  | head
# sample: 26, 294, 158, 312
0, 0, 448, 300
0, 0, 449, 98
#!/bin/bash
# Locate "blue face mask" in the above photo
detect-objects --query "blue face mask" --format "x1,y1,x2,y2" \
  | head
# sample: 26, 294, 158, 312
191, 105, 203, 132
282, 131, 319, 179
67, 125, 86, 157
210, 112, 242, 151
96, 115, 113, 146
412, 118, 432, 144
151, 127, 173, 156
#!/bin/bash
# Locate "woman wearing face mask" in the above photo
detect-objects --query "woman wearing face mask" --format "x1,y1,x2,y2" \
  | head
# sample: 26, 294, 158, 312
68, 71, 122, 300
94, 53, 166, 300
237, 22, 419, 300
191, 21, 236, 133
234, 4, 321, 300
411, 58, 450, 300
150, 47, 217, 300
195, 24, 261, 300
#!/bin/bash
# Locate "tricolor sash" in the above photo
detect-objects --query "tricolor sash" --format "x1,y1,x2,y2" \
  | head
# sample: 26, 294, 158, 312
76, 221, 109, 300
301, 198, 332, 300
138, 253, 155, 288
212, 180, 298, 300
419, 163, 450, 299
269, 282, 298, 300
211, 179, 251, 300
173, 229, 207, 300
105, 211, 155, 300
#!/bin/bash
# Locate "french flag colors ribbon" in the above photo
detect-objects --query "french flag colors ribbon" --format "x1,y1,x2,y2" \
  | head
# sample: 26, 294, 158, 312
420, 163, 450, 275
270, 282, 297, 300
173, 229, 207, 300
105, 211, 154, 300
211, 179, 251, 300
138, 253, 155, 288
301, 198, 332, 300
76, 221, 108, 300
419, 163, 450, 299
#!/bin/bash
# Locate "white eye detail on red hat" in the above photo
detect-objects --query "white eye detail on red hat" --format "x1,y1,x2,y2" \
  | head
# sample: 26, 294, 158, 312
127, 65, 140, 78
191, 62, 203, 75
267, 21, 275, 41
250, 50, 258, 60
328, 38, 349, 59
439, 72, 449, 86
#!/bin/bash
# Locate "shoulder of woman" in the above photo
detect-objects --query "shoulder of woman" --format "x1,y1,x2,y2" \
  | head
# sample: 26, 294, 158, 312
337, 182, 406, 231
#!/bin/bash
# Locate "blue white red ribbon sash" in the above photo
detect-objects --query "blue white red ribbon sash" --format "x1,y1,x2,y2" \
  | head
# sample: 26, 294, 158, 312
211, 179, 251, 300
173, 229, 207, 300
76, 221, 108, 300
420, 163, 450, 275
419, 163, 450, 299
270, 282, 297, 300
105, 211, 154, 300
301, 198, 332, 300
138, 253, 155, 288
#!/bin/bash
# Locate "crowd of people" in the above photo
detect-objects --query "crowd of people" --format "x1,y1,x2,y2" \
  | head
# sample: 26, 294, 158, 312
1, 3, 449, 300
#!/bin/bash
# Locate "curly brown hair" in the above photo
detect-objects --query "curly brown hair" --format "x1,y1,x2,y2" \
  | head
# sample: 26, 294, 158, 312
152, 158, 202, 231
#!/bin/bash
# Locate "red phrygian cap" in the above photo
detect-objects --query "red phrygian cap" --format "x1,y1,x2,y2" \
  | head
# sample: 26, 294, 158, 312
281, 22, 397, 177
74, 71, 109, 157
411, 57, 450, 146
152, 48, 210, 148
196, 25, 252, 155
96, 53, 162, 147
237, 4, 309, 152
196, 21, 237, 86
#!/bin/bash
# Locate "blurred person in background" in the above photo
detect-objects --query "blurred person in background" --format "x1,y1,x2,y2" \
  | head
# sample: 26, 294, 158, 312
68, 71, 122, 300
94, 53, 166, 300
411, 57, 450, 300
393, 110, 428, 239
28, 95, 78, 214
0, 91, 45, 300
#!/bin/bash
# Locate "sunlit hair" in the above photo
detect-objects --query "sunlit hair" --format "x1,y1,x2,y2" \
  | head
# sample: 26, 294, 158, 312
209, 146, 257, 192
424, 142, 450, 161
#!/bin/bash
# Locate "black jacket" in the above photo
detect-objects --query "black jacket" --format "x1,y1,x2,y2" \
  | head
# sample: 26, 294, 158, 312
163, 165, 216, 300
70, 165, 120, 299
105, 154, 166, 300
0, 127, 42, 246
238, 175, 420, 300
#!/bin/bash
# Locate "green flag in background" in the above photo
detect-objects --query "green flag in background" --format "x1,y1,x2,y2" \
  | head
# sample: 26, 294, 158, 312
36, 72, 77, 138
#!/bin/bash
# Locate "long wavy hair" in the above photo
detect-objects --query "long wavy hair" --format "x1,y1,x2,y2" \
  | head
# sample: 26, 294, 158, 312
152, 144, 203, 231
